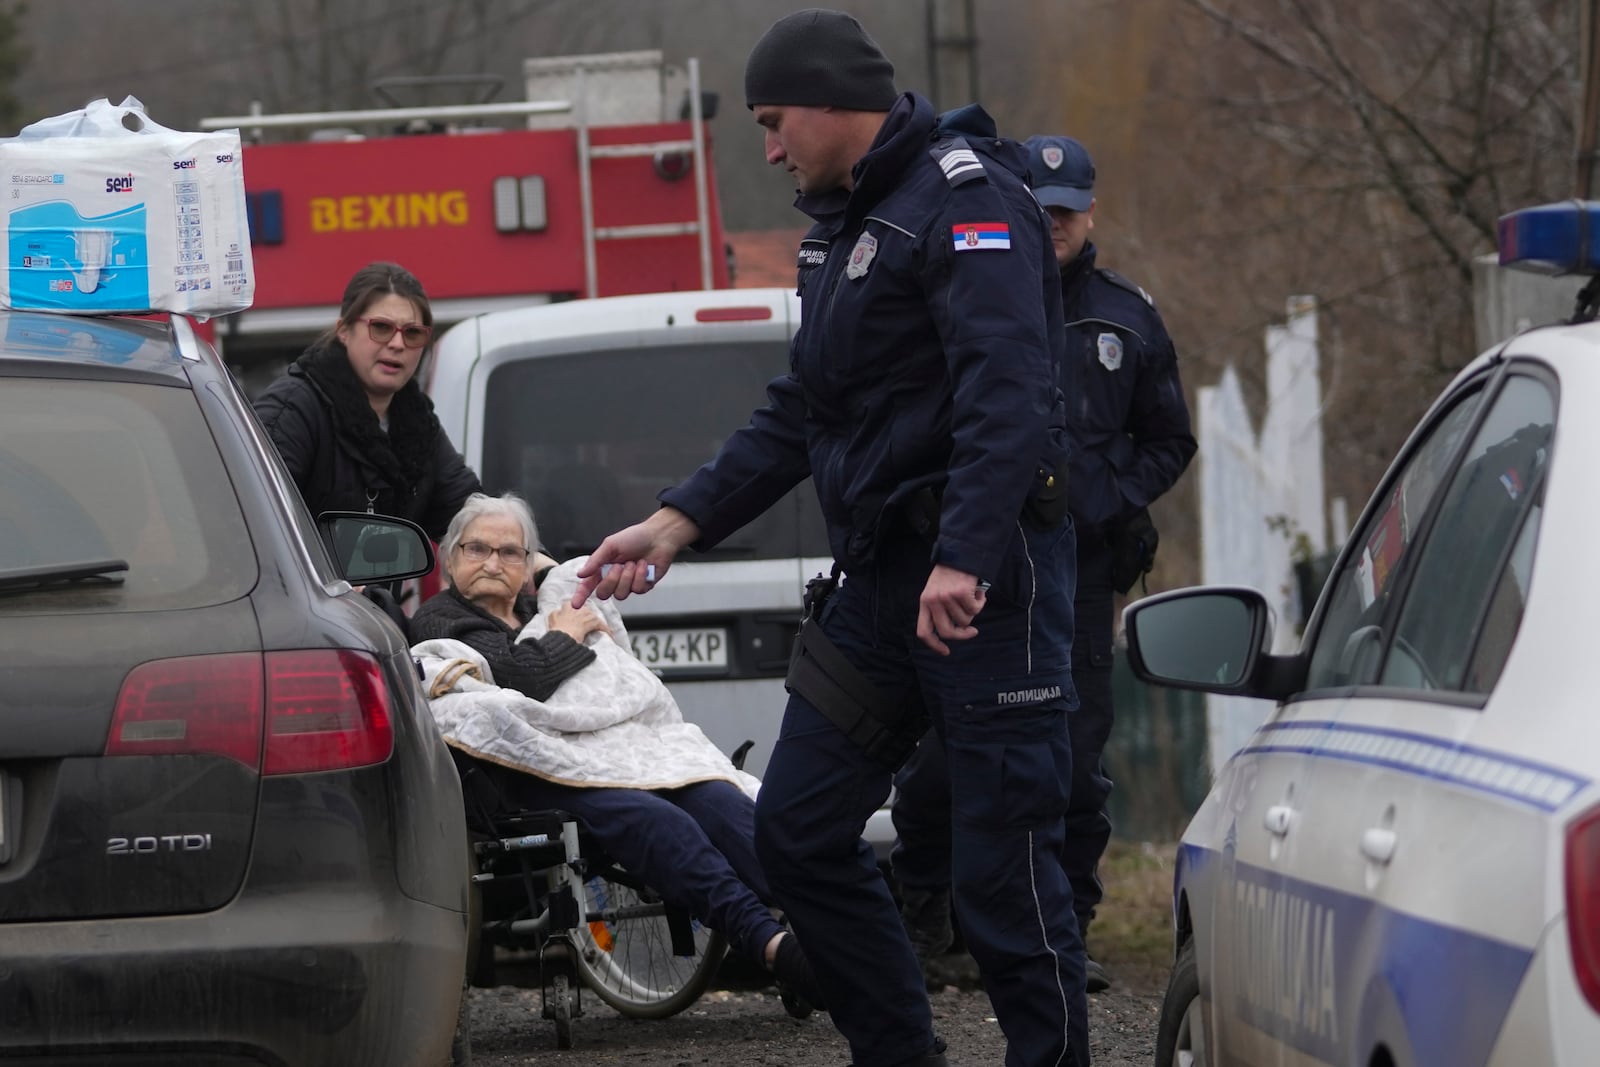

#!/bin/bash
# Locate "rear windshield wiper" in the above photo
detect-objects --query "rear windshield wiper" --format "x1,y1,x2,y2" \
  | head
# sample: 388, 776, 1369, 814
0, 559, 129, 594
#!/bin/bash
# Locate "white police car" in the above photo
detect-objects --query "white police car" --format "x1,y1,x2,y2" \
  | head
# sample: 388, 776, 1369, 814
1128, 201, 1600, 1066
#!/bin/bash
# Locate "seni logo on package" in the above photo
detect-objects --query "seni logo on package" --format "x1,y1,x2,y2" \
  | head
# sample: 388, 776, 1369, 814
105, 173, 136, 194
172, 158, 197, 171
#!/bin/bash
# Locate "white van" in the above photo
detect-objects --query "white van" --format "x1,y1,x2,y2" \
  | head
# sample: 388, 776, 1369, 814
427, 288, 896, 848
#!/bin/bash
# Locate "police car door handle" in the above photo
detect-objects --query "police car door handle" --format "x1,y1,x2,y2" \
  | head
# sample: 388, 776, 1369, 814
1360, 827, 1398, 865
1264, 805, 1293, 837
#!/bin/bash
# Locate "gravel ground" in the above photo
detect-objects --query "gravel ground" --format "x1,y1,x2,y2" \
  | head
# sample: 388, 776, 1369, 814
466, 958, 1163, 1066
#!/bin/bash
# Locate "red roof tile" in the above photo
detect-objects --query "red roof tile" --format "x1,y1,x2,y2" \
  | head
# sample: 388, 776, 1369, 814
727, 228, 807, 289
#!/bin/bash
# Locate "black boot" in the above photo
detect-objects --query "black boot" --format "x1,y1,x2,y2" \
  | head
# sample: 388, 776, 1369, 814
1080, 918, 1113, 993
899, 886, 954, 964
848, 1036, 951, 1066
771, 932, 827, 1018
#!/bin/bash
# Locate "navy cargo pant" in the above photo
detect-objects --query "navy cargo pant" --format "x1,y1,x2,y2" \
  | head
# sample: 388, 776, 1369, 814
755, 520, 1089, 1067
893, 534, 1117, 938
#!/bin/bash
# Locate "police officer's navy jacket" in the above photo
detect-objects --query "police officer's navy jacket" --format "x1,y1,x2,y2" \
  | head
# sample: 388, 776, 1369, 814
661, 93, 1068, 582
1060, 243, 1195, 532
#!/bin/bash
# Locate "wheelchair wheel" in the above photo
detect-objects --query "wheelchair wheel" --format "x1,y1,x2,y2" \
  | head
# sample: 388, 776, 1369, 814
549, 973, 574, 1050
572, 867, 727, 1018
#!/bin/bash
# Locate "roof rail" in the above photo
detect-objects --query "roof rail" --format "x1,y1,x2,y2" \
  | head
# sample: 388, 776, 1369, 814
197, 99, 572, 134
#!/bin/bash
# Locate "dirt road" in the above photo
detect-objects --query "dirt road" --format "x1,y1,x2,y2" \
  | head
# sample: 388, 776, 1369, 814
466, 974, 1163, 1065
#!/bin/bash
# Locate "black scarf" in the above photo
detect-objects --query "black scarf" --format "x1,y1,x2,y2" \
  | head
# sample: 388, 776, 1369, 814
294, 337, 439, 489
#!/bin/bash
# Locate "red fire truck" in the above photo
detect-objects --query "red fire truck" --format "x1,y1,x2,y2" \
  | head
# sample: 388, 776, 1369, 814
197, 51, 730, 395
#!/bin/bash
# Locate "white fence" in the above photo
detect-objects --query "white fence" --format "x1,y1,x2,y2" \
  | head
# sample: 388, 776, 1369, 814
1197, 296, 1333, 778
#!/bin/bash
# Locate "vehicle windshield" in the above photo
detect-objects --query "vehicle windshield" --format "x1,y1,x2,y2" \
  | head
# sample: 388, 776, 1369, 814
481, 340, 830, 561
0, 378, 256, 614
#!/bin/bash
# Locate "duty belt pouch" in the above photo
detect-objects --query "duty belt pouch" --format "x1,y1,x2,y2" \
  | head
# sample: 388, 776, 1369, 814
1110, 507, 1160, 595
786, 568, 928, 771
1023, 457, 1070, 528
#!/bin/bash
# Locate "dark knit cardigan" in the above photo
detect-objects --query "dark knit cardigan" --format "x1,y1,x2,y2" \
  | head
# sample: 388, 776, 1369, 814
410, 586, 595, 702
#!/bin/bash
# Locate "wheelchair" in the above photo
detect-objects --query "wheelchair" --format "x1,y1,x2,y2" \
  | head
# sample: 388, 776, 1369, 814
453, 750, 729, 1050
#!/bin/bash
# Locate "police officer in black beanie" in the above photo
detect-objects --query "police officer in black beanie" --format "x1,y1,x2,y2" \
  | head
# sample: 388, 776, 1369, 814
574, 9, 1089, 1066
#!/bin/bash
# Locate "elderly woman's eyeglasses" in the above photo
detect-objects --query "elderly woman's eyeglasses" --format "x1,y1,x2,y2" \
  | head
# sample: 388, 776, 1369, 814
357, 316, 432, 349
457, 541, 529, 565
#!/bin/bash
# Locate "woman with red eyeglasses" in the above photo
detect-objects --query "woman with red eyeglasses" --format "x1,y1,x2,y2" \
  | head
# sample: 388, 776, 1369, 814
254, 261, 482, 541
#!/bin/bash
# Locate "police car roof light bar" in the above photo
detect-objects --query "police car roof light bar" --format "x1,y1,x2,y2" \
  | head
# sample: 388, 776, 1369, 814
1497, 200, 1600, 276
1498, 200, 1600, 323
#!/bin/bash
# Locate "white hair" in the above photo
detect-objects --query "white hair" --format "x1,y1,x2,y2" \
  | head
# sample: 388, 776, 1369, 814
438, 492, 541, 586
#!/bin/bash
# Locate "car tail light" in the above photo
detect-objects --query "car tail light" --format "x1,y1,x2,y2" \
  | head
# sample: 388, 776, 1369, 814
1565, 803, 1600, 1013
263, 649, 394, 776
107, 653, 265, 769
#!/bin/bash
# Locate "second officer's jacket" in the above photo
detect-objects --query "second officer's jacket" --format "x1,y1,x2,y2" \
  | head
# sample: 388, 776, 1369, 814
662, 93, 1069, 583
1059, 243, 1196, 533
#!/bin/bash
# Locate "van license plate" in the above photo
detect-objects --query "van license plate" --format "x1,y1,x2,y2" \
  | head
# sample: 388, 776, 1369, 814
629, 628, 729, 672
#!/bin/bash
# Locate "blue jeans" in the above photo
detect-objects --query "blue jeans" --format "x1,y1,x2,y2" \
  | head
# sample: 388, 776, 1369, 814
756, 520, 1089, 1067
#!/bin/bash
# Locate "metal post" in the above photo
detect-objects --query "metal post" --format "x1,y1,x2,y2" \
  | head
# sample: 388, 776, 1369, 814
688, 57, 714, 290
924, 0, 980, 110
1579, 0, 1600, 198
576, 65, 599, 300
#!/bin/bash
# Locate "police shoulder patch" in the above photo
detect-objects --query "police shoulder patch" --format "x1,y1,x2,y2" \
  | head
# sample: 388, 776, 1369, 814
928, 135, 988, 188
1098, 268, 1156, 307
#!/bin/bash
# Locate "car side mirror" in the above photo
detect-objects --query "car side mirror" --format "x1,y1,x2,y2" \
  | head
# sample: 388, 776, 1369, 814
318, 512, 437, 585
1124, 586, 1305, 700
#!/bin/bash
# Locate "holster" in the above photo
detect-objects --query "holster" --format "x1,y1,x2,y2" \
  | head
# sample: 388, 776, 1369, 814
786, 567, 929, 772
898, 457, 1070, 547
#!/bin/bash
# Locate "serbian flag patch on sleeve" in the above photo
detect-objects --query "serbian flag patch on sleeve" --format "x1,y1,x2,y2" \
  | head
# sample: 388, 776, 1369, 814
952, 221, 1011, 251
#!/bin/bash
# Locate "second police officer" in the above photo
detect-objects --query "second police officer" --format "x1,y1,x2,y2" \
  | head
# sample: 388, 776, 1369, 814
891, 134, 1197, 993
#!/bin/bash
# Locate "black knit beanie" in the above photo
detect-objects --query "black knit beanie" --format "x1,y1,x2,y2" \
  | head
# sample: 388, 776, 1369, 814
744, 9, 897, 111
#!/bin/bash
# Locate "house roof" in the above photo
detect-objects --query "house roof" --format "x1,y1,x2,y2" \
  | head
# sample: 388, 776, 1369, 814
727, 228, 806, 289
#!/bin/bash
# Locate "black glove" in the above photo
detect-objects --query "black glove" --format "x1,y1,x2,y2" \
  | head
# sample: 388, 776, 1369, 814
1109, 507, 1160, 595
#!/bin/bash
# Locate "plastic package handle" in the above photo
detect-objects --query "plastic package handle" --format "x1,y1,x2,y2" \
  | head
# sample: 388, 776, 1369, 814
14, 95, 183, 141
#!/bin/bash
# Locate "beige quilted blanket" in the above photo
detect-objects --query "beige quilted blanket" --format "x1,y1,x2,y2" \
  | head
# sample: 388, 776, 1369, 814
412, 559, 760, 798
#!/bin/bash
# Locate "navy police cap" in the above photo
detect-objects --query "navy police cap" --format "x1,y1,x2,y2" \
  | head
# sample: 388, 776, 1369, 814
1024, 135, 1095, 212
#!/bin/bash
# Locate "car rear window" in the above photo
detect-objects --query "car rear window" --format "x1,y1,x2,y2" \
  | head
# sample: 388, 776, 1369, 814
0, 378, 256, 613
481, 341, 829, 561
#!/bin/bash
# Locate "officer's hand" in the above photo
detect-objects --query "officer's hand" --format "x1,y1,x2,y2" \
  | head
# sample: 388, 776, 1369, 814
916, 564, 987, 655
572, 507, 700, 607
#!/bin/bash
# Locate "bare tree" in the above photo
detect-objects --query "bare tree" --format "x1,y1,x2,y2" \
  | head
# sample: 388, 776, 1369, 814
1181, 0, 1575, 371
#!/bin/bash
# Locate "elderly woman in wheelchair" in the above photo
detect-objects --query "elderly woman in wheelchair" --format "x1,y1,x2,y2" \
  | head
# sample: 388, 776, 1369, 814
410, 492, 823, 1024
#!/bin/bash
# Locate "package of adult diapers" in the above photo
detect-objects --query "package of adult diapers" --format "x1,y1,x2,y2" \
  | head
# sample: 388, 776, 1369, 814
0, 96, 253, 317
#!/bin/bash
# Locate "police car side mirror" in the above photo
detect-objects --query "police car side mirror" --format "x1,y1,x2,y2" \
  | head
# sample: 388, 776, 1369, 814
1123, 587, 1305, 701
318, 512, 437, 585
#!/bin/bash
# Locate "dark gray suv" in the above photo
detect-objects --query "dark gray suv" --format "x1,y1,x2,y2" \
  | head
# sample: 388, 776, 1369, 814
0, 313, 470, 1065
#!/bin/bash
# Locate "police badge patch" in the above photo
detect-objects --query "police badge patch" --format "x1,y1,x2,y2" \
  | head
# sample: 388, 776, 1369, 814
845, 232, 878, 280
1097, 332, 1124, 371
1042, 145, 1064, 170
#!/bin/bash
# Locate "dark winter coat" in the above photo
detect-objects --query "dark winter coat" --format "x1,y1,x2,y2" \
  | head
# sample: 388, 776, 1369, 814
1059, 243, 1196, 534
661, 93, 1069, 582
252, 338, 481, 540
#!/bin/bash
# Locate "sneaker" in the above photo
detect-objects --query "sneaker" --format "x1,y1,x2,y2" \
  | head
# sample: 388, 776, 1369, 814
771, 932, 826, 1018
899, 887, 955, 965
1085, 955, 1113, 994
